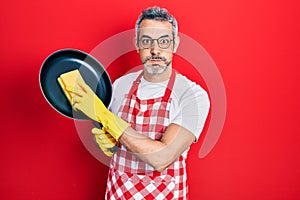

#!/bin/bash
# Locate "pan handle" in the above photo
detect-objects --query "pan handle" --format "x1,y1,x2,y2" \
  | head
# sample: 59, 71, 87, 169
92, 120, 102, 128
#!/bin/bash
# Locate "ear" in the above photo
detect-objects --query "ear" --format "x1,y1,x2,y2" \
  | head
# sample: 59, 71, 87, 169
134, 36, 140, 53
173, 36, 180, 53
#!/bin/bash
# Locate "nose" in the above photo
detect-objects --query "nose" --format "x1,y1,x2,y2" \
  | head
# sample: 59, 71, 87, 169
150, 41, 161, 55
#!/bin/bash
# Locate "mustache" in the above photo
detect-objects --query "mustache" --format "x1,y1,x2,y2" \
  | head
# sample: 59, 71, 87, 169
143, 56, 167, 63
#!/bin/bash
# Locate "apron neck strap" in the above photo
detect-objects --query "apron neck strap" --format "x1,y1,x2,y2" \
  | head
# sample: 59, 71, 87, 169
162, 70, 175, 101
127, 70, 176, 102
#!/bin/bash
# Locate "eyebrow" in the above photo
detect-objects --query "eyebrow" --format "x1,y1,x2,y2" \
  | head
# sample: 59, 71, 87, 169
140, 34, 170, 38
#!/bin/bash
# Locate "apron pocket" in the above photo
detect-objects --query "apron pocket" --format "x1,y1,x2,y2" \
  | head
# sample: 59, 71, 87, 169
117, 171, 176, 199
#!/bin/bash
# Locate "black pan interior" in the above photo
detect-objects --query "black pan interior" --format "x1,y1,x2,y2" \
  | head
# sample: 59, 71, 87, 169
40, 49, 112, 119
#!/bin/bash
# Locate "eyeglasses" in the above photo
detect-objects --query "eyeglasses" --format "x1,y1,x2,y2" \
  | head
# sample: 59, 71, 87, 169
139, 36, 173, 49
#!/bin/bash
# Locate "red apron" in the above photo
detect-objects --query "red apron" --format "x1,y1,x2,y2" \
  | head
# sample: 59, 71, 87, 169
105, 70, 188, 200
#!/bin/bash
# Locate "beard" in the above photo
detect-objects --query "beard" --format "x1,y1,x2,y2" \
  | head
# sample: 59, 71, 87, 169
142, 55, 171, 75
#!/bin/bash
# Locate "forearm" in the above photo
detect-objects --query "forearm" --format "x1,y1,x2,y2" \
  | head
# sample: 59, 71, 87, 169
118, 124, 195, 172
119, 127, 175, 171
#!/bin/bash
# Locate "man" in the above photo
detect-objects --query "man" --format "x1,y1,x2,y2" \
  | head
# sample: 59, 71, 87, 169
68, 6, 210, 200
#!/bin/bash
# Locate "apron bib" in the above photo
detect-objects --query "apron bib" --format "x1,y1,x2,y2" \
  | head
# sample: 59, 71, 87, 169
105, 70, 188, 200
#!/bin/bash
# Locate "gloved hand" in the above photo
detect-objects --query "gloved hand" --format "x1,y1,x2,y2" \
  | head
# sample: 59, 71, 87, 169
58, 70, 130, 141
92, 127, 118, 157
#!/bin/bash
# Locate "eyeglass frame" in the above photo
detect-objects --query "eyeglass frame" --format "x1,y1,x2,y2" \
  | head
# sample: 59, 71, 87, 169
138, 35, 174, 49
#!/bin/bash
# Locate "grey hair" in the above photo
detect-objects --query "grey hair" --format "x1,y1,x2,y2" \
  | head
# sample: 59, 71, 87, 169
135, 6, 178, 39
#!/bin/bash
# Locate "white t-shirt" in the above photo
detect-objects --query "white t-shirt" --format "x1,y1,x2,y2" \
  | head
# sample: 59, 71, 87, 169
109, 70, 210, 157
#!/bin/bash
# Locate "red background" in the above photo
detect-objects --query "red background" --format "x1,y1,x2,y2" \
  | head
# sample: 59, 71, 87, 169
1, 0, 300, 199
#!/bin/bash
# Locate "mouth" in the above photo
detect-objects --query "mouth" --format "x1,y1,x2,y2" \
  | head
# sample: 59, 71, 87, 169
150, 59, 162, 63
144, 56, 166, 64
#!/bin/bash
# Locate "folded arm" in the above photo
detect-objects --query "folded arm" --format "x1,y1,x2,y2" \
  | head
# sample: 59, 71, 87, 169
119, 123, 195, 172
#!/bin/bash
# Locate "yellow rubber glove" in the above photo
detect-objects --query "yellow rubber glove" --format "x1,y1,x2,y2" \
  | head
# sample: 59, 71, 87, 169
92, 127, 118, 157
58, 70, 130, 141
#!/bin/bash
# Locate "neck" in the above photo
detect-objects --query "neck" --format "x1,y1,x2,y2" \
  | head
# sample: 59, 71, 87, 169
143, 67, 172, 83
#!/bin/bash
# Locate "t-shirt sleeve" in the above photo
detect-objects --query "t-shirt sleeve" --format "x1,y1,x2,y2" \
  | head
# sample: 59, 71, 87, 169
171, 83, 210, 141
108, 71, 141, 115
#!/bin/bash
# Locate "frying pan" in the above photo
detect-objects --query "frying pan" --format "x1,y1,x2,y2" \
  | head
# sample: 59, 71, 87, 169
39, 49, 112, 120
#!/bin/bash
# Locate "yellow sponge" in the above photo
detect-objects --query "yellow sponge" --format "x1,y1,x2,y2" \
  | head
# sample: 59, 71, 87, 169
57, 69, 84, 102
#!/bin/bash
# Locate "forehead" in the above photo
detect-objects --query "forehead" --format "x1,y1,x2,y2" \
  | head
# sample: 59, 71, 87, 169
139, 19, 173, 38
